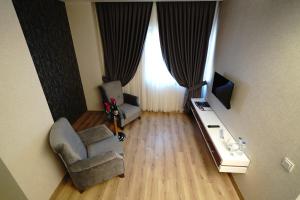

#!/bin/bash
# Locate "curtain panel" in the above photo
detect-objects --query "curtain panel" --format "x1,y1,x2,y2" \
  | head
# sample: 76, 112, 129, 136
96, 2, 152, 86
157, 1, 216, 112
123, 3, 185, 112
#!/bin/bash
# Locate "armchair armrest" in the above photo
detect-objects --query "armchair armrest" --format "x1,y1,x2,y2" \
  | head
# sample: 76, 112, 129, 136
69, 151, 123, 172
78, 124, 113, 145
123, 93, 139, 106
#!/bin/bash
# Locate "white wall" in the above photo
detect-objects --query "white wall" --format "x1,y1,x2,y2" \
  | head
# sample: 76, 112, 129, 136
208, 0, 300, 199
66, 1, 105, 111
0, 159, 27, 200
0, 1, 64, 199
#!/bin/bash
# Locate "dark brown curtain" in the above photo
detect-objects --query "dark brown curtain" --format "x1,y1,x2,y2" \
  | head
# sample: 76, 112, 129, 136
157, 1, 216, 112
96, 2, 153, 86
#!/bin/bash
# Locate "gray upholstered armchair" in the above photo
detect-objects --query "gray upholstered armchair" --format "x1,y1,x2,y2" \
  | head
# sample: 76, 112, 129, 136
100, 81, 141, 128
49, 118, 124, 191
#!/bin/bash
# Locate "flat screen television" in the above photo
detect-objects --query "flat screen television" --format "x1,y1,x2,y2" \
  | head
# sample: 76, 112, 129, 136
212, 72, 234, 109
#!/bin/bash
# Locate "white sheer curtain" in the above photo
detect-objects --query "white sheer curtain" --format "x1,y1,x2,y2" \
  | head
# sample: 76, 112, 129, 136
123, 3, 185, 112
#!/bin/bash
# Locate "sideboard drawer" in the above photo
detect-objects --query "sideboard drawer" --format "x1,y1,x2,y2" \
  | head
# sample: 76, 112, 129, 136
191, 106, 221, 166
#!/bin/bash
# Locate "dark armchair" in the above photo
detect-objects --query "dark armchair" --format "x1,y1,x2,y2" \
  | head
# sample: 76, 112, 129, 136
100, 81, 141, 128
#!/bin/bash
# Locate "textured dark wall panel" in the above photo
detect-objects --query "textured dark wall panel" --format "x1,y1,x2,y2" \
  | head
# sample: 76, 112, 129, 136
13, 0, 87, 123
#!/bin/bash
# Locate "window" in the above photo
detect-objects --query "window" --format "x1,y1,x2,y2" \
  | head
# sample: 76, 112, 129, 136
123, 3, 185, 112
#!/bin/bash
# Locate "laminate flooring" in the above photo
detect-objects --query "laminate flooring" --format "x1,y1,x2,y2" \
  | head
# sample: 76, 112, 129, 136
51, 111, 240, 200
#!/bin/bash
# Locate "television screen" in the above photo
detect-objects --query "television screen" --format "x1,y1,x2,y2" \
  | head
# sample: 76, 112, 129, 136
212, 72, 234, 109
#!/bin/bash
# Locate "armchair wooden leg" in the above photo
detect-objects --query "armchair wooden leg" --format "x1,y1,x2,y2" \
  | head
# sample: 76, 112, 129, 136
118, 173, 125, 178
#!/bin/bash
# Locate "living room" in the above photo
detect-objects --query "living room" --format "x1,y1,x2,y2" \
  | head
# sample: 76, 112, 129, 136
0, 0, 299, 200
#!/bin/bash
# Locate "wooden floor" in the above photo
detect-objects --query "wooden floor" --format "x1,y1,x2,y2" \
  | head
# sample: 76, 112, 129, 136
51, 112, 240, 200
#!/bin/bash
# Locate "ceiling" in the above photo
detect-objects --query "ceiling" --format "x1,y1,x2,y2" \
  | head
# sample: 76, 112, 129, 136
62, 0, 222, 2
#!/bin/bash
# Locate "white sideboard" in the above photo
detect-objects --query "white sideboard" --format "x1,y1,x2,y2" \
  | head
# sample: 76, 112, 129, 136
191, 98, 250, 173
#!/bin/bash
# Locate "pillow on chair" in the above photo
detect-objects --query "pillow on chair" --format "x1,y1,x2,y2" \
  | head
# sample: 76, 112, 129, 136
59, 143, 82, 165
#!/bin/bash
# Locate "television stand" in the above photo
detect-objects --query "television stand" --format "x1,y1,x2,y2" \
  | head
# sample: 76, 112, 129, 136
191, 98, 250, 173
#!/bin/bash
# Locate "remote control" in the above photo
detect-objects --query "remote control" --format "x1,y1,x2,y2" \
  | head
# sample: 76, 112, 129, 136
207, 125, 220, 128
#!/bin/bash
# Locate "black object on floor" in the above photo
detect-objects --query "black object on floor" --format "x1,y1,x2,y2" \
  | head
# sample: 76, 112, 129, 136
207, 125, 220, 128
118, 132, 126, 141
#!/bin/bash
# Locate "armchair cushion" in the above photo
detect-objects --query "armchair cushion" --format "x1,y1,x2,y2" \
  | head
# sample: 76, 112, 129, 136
78, 124, 114, 145
69, 151, 123, 172
60, 143, 82, 165
119, 103, 141, 119
87, 136, 124, 158
101, 81, 124, 106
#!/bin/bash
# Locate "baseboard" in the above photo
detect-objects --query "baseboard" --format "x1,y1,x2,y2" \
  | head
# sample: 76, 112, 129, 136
49, 174, 67, 200
228, 174, 244, 200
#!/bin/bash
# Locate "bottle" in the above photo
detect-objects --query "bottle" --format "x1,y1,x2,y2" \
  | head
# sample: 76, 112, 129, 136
241, 141, 246, 152
219, 128, 224, 140
238, 137, 246, 155
238, 137, 242, 146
